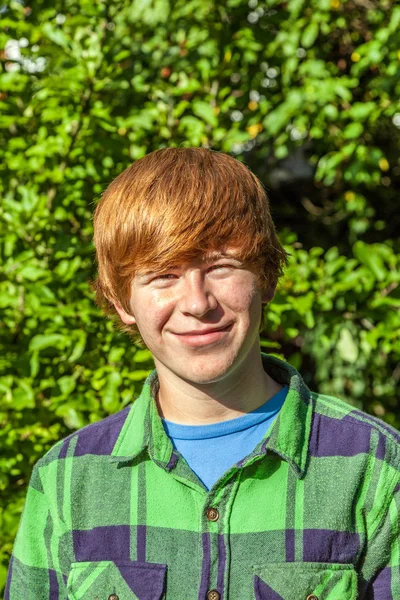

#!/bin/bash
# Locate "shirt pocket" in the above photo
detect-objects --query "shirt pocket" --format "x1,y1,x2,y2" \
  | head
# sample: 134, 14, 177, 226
67, 560, 167, 600
253, 562, 358, 600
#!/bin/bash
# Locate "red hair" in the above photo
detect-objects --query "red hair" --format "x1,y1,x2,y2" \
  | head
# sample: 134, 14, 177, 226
92, 147, 288, 344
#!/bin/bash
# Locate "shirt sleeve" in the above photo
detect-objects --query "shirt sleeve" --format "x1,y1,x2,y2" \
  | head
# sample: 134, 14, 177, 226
4, 462, 68, 600
362, 481, 400, 599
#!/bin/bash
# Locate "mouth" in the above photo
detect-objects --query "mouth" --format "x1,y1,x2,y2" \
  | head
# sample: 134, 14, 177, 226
170, 323, 233, 346
176, 324, 232, 336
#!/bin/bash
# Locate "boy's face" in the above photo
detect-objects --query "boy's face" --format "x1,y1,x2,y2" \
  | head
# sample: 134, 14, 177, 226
114, 248, 275, 385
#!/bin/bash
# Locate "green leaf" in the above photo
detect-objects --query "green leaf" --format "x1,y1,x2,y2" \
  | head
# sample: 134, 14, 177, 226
58, 375, 77, 396
29, 334, 69, 352
221, 129, 250, 152
68, 331, 87, 363
0, 562, 8, 591
301, 23, 319, 48
63, 408, 85, 430
347, 102, 375, 121
337, 328, 359, 363
109, 347, 127, 364
102, 371, 122, 413
178, 116, 205, 144
192, 101, 218, 127
127, 369, 153, 381
41, 23, 71, 49
30, 351, 40, 378
134, 349, 153, 363
353, 242, 387, 281
18, 266, 47, 281
12, 380, 35, 410
343, 122, 363, 139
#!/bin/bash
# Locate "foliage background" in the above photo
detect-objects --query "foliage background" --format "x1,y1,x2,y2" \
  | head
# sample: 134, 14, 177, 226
0, 0, 399, 593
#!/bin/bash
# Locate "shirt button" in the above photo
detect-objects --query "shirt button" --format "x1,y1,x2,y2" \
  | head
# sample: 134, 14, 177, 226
306, 595, 319, 600
108, 595, 119, 600
206, 508, 219, 522
207, 591, 221, 600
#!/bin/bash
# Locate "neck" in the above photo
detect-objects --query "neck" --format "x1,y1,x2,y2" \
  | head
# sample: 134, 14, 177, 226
154, 347, 282, 425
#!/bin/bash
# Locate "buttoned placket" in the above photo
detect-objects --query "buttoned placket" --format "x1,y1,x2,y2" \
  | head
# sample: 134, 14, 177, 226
199, 474, 240, 600
168, 442, 266, 600
158, 420, 274, 600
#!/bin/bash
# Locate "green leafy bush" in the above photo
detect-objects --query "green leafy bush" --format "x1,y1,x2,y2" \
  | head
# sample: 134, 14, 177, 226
1, 0, 399, 593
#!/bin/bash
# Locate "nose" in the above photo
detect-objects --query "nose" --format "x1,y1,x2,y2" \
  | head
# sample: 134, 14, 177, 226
178, 271, 218, 317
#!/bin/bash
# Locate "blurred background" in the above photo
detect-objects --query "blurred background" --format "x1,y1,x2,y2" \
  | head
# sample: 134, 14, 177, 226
0, 0, 399, 592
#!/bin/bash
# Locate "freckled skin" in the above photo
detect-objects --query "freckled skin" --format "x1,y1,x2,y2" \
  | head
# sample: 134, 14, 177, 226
114, 251, 279, 423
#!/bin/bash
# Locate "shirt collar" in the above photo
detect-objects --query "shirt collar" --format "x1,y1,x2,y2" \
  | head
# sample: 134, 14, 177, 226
109, 368, 174, 468
260, 353, 313, 478
109, 353, 314, 478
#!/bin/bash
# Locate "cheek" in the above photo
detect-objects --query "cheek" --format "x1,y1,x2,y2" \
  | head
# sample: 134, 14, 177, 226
232, 290, 262, 332
129, 290, 171, 329
147, 293, 176, 326
133, 297, 171, 346
224, 278, 260, 314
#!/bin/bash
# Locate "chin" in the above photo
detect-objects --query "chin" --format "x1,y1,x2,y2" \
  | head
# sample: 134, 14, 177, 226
178, 357, 237, 386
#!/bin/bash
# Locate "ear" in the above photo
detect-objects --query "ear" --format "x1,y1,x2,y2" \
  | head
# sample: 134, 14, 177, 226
114, 302, 136, 325
261, 281, 277, 305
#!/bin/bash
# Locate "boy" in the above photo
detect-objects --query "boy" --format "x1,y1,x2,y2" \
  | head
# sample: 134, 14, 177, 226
6, 147, 400, 599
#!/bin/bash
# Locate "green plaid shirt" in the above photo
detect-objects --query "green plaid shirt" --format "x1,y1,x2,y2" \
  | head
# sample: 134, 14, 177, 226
6, 354, 400, 599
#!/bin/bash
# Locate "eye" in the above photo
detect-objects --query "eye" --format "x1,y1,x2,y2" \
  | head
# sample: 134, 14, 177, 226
208, 264, 234, 272
152, 273, 179, 282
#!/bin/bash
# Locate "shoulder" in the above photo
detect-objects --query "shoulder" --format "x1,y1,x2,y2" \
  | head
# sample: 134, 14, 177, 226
35, 404, 132, 470
310, 391, 400, 470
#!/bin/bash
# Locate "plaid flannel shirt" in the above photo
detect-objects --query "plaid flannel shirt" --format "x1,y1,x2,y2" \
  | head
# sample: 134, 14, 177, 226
5, 354, 400, 599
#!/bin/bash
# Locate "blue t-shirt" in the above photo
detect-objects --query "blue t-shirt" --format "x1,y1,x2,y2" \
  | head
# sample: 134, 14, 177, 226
162, 386, 288, 490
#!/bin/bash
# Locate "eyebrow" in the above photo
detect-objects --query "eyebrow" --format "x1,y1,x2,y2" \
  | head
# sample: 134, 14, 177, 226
203, 250, 242, 261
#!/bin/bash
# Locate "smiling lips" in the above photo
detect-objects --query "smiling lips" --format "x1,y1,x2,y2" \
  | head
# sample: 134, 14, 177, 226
171, 323, 233, 346
174, 324, 232, 336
